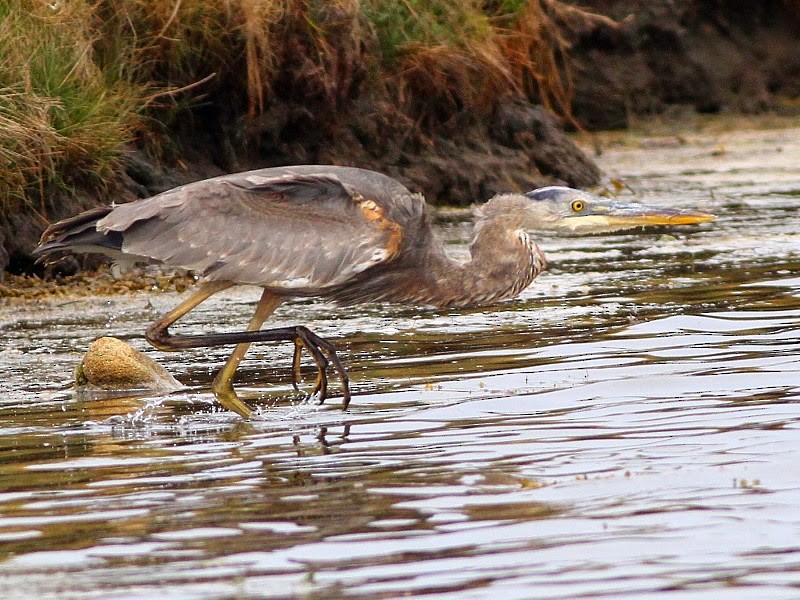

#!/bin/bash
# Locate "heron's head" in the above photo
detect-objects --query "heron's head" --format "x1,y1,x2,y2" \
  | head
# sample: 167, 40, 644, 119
504, 186, 715, 234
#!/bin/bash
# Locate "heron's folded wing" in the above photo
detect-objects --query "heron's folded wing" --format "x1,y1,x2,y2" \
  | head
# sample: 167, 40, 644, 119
97, 173, 405, 290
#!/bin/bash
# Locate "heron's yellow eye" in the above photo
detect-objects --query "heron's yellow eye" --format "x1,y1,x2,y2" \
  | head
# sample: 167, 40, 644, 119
571, 200, 585, 212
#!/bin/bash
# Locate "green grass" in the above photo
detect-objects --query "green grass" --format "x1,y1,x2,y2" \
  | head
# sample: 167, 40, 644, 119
359, 0, 568, 121
0, 1, 141, 219
364, 1, 495, 65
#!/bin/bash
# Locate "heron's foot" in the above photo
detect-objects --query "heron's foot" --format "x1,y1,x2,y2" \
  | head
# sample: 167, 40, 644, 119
211, 376, 254, 419
290, 326, 351, 409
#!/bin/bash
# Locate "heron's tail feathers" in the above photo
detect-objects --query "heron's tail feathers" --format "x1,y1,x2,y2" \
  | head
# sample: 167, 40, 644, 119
32, 206, 120, 264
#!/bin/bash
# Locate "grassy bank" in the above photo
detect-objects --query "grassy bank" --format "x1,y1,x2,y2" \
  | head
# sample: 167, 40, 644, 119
0, 1, 141, 224
0, 0, 576, 233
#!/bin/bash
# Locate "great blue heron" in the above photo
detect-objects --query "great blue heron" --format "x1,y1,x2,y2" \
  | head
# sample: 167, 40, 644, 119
34, 165, 714, 417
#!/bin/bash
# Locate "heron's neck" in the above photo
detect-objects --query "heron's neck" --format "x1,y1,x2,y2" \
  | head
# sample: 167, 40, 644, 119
426, 216, 547, 308
327, 210, 546, 308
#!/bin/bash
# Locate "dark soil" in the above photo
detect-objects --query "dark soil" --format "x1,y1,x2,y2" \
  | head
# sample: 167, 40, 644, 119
5, 101, 600, 277
565, 0, 800, 129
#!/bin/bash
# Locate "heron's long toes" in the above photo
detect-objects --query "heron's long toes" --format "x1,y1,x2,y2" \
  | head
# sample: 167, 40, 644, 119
297, 346, 328, 401
291, 339, 304, 393
293, 328, 331, 404
313, 369, 328, 403
296, 326, 350, 410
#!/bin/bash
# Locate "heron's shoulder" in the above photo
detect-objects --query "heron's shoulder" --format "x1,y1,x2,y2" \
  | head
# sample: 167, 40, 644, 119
101, 166, 427, 231
218, 166, 426, 220
208, 165, 406, 193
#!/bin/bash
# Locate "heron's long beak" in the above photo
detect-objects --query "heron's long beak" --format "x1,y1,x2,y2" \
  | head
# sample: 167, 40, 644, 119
568, 197, 715, 233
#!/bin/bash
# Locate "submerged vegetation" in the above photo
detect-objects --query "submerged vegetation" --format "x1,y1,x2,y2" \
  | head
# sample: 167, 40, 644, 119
0, 0, 575, 232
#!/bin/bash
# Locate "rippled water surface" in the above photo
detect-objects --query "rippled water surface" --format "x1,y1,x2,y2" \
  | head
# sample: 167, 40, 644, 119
2, 122, 800, 598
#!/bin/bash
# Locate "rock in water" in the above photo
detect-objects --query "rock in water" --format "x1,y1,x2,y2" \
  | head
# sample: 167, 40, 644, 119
76, 336, 182, 392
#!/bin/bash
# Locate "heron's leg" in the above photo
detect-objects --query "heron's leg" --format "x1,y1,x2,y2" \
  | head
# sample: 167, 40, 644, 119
211, 289, 283, 414
145, 280, 235, 351
145, 281, 351, 414
144, 281, 254, 417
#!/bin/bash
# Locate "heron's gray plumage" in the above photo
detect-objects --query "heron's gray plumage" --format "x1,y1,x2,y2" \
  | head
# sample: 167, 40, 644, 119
35, 165, 715, 308
37, 165, 552, 308
84, 166, 425, 293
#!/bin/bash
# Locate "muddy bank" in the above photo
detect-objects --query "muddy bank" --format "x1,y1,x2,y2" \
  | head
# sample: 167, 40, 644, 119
566, 0, 800, 129
4, 0, 800, 277
5, 100, 600, 277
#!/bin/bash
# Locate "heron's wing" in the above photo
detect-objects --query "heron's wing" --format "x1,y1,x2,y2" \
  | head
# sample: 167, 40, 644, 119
97, 172, 407, 289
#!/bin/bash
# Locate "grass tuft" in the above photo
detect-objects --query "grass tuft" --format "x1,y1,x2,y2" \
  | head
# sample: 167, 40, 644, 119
361, 0, 574, 126
0, 0, 141, 222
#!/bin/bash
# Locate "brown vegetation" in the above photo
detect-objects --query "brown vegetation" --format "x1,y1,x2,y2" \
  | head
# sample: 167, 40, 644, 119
2, 0, 606, 275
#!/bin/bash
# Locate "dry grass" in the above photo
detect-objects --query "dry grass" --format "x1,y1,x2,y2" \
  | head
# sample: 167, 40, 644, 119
1, 0, 584, 228
362, 0, 574, 125
0, 92, 58, 220
97, 0, 578, 125
497, 0, 575, 123
0, 0, 140, 221
96, 0, 284, 113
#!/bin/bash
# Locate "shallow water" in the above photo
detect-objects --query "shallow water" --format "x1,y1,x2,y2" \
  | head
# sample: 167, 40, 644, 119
2, 122, 800, 599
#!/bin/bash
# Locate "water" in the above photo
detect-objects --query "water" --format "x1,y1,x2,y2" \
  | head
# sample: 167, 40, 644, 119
1, 121, 800, 599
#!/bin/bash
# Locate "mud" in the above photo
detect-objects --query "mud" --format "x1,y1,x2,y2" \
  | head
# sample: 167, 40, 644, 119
567, 0, 800, 129
0, 268, 195, 301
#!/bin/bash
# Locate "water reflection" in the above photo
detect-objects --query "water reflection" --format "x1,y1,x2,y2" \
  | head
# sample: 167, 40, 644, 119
1, 124, 800, 597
